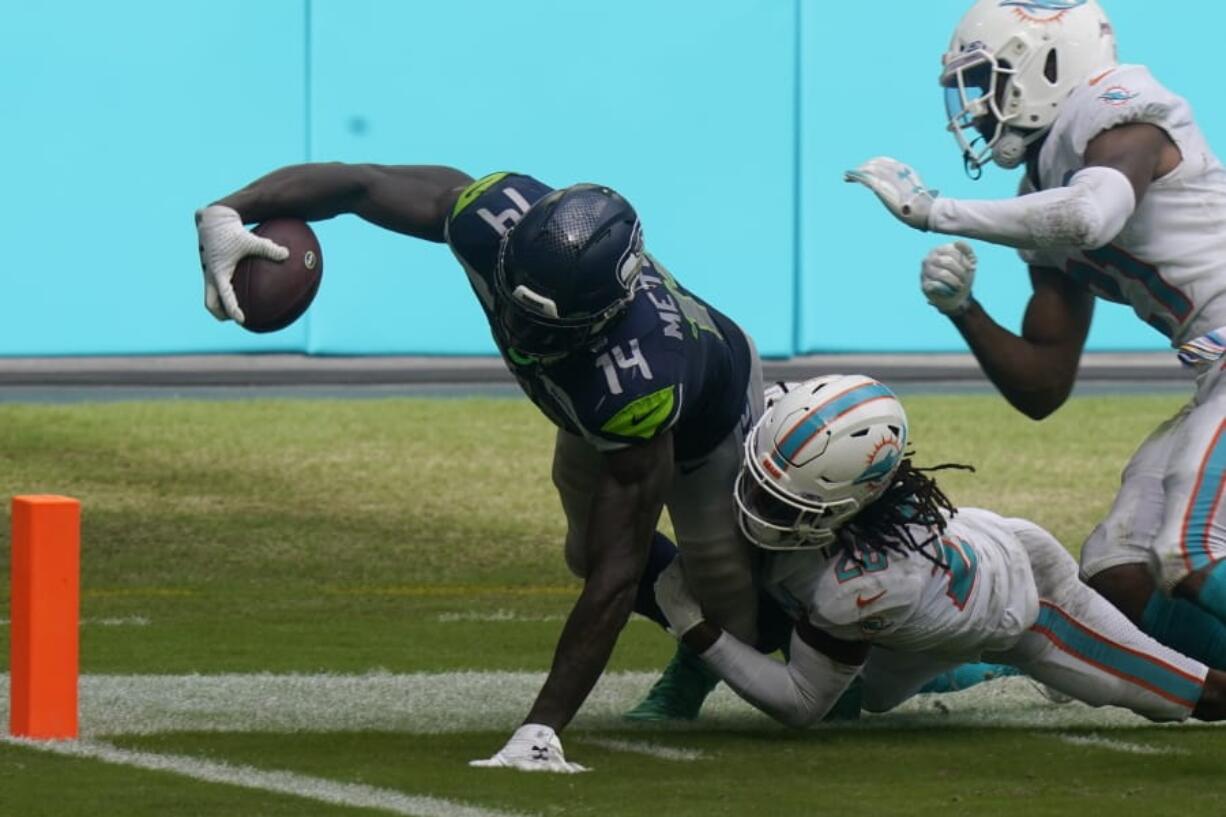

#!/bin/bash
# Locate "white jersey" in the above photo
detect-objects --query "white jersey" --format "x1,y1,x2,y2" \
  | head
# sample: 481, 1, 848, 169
1021, 64, 1226, 346
761, 508, 1038, 660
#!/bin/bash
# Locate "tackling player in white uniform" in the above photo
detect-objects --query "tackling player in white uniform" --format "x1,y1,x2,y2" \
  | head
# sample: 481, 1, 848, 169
653, 376, 1226, 725
846, 0, 1226, 673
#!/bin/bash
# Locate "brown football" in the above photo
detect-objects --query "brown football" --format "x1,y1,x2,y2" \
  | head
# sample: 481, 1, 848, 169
232, 218, 323, 333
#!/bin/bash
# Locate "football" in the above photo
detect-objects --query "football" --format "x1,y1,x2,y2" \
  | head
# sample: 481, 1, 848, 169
232, 218, 323, 333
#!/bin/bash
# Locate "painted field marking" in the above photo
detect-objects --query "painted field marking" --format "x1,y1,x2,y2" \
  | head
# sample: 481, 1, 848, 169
434, 611, 565, 624
85, 616, 151, 627
0, 673, 1214, 737
5, 737, 533, 817
326, 584, 577, 598
582, 738, 707, 762
433, 611, 655, 624
83, 588, 195, 599
1053, 733, 1189, 756
0, 616, 150, 628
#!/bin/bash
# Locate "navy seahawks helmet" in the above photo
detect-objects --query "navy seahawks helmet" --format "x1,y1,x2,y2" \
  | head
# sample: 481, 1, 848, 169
495, 184, 645, 357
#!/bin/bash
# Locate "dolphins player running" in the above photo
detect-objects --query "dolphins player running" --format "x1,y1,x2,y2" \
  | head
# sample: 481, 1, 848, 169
846, 0, 1226, 672
654, 376, 1226, 726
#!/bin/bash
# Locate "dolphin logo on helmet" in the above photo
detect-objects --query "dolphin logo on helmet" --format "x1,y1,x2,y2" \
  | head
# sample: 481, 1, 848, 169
999, 0, 1088, 23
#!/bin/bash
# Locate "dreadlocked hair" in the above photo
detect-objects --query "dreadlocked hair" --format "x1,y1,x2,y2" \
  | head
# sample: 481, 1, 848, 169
832, 455, 975, 570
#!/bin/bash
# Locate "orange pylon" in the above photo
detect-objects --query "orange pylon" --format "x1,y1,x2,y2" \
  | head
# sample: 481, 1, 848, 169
10, 495, 80, 739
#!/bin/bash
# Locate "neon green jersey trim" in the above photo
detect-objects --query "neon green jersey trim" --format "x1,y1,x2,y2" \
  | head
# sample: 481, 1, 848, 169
506, 348, 537, 366
650, 257, 723, 340
451, 172, 511, 219
600, 386, 676, 440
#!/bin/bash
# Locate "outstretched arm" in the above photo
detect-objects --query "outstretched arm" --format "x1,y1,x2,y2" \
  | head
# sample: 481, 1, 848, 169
215, 163, 474, 242
655, 561, 867, 728
848, 123, 1179, 251
197, 163, 473, 322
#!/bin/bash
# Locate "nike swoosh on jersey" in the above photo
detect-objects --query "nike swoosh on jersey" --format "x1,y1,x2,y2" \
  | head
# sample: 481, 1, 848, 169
855, 590, 887, 608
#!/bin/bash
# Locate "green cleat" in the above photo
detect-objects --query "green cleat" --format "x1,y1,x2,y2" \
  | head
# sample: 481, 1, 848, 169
918, 662, 1020, 694
624, 642, 721, 721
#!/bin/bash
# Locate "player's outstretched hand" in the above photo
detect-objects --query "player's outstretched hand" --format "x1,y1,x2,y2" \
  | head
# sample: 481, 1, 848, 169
195, 204, 289, 324
469, 724, 589, 774
921, 241, 977, 316
654, 558, 705, 639
845, 157, 937, 231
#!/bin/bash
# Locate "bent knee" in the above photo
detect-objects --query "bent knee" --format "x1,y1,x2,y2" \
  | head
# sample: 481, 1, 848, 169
1086, 563, 1156, 625
563, 536, 587, 578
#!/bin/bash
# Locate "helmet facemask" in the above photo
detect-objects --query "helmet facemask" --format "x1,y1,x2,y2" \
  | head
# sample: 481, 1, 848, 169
734, 463, 858, 551
493, 283, 631, 360
942, 46, 1019, 173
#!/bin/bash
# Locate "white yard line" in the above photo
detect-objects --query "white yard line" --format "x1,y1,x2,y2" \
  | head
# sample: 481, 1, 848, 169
5, 737, 533, 817
1053, 733, 1188, 756
0, 616, 149, 627
434, 611, 564, 624
87, 616, 151, 627
0, 673, 1212, 737
432, 611, 655, 624
581, 738, 707, 762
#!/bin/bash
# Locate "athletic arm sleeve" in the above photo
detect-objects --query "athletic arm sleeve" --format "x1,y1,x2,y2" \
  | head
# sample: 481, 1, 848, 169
927, 165, 1136, 251
699, 629, 862, 728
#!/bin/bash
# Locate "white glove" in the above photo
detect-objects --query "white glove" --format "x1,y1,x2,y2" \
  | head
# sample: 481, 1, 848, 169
845, 157, 937, 231
195, 204, 289, 323
921, 241, 977, 316
469, 724, 589, 773
653, 558, 704, 639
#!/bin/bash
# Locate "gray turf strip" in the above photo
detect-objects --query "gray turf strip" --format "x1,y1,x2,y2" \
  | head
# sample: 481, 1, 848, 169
0, 672, 1212, 737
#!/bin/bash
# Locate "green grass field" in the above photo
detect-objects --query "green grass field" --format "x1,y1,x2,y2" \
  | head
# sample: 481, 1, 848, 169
2, 392, 1223, 817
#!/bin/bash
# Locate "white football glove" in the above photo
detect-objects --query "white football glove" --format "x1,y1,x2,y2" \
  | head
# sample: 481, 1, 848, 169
653, 558, 704, 639
921, 241, 977, 316
844, 157, 937, 231
469, 724, 589, 773
195, 204, 289, 323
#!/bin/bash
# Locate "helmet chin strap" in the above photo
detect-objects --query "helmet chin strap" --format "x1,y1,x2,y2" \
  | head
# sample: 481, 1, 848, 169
962, 149, 985, 181
962, 127, 1050, 178
991, 131, 1028, 169
992, 126, 1050, 170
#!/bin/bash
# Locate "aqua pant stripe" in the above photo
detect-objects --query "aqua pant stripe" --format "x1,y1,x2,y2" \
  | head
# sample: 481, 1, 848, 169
1180, 419, 1226, 574
1032, 602, 1202, 709
1083, 244, 1192, 324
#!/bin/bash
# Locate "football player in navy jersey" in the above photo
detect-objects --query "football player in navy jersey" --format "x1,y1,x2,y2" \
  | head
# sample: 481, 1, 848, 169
195, 164, 764, 772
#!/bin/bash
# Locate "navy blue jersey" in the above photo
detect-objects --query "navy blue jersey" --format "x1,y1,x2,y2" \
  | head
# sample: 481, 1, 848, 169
444, 171, 753, 460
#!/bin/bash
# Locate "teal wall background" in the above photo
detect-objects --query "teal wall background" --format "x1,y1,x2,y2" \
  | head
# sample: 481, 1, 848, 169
800, 0, 1226, 353
1, 1, 1216, 357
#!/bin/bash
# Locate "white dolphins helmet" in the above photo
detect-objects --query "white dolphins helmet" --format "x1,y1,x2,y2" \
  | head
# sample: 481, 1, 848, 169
736, 375, 908, 550
942, 0, 1117, 172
